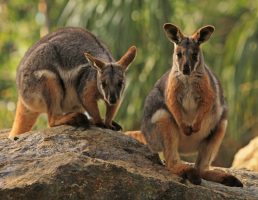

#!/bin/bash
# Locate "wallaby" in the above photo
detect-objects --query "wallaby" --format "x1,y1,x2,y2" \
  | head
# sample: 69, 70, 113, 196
9, 27, 137, 140
126, 24, 243, 187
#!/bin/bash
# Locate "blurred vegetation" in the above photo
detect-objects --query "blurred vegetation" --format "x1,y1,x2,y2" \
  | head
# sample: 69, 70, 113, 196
0, 0, 257, 166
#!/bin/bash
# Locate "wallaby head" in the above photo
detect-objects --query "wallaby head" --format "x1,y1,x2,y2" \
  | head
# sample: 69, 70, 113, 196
163, 23, 215, 76
85, 46, 137, 105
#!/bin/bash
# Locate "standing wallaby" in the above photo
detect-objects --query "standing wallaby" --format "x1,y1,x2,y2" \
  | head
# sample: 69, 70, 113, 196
9, 27, 137, 140
126, 24, 243, 187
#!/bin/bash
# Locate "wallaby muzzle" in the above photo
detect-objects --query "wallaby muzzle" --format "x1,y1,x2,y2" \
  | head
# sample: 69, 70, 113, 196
109, 95, 117, 105
182, 64, 191, 75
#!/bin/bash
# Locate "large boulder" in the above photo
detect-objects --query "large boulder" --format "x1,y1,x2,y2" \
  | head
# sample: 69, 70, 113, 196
0, 126, 257, 200
232, 136, 258, 171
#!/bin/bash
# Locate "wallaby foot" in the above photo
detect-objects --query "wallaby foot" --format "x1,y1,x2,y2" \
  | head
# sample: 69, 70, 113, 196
8, 135, 20, 141
169, 164, 202, 185
110, 121, 122, 131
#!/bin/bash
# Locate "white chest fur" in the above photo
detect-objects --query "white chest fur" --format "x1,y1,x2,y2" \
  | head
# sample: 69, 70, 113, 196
179, 79, 199, 123
182, 86, 197, 112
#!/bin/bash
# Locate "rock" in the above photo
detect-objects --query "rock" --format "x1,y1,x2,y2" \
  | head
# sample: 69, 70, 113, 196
0, 126, 257, 200
232, 136, 258, 171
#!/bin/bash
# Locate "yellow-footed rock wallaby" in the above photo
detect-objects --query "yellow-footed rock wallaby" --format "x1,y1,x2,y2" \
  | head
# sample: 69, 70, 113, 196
10, 27, 137, 140
126, 24, 242, 187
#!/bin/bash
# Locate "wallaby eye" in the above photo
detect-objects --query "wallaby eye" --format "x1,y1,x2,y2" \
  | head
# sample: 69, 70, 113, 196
117, 80, 124, 88
102, 81, 107, 88
177, 52, 182, 58
192, 53, 198, 60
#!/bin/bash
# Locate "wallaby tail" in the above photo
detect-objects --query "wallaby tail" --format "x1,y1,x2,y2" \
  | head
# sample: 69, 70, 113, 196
124, 130, 147, 145
201, 169, 243, 187
9, 98, 39, 140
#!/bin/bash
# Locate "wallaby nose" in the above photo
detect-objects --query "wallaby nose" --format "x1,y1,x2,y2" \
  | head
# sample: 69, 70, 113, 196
183, 64, 190, 75
109, 95, 117, 105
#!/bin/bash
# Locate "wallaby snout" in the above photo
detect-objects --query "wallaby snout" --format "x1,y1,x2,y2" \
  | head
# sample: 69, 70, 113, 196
109, 94, 118, 105
182, 64, 191, 75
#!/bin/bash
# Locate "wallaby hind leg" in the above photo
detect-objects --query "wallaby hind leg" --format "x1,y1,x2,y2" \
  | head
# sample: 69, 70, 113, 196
9, 99, 39, 140
48, 112, 89, 128
151, 109, 201, 185
195, 118, 243, 187
38, 71, 89, 128
161, 121, 201, 185
32, 69, 89, 128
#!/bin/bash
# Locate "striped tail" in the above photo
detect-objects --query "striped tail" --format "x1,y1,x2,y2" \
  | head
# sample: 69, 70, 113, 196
124, 131, 147, 145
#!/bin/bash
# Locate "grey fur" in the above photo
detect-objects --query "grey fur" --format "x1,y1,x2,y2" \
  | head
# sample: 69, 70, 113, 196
16, 27, 128, 120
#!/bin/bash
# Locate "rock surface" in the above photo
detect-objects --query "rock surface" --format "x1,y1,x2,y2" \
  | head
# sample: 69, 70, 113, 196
232, 136, 258, 172
0, 126, 257, 200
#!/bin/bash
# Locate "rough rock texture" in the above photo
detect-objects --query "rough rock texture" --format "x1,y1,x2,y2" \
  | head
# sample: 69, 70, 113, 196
232, 136, 258, 171
0, 126, 257, 200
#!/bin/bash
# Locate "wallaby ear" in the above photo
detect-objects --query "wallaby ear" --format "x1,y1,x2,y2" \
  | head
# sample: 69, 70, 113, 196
84, 53, 106, 72
117, 46, 137, 71
163, 23, 184, 44
192, 25, 215, 44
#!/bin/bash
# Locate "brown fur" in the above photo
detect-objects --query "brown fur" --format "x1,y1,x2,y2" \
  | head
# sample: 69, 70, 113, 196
9, 99, 39, 138
82, 80, 103, 124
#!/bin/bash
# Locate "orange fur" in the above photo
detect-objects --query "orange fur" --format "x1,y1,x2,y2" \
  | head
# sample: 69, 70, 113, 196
117, 46, 137, 70
157, 116, 180, 167
125, 131, 147, 145
165, 73, 184, 130
192, 74, 216, 132
195, 118, 227, 171
165, 72, 216, 135
9, 99, 39, 138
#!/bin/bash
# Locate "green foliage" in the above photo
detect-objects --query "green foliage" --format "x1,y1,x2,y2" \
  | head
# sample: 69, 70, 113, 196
0, 0, 257, 144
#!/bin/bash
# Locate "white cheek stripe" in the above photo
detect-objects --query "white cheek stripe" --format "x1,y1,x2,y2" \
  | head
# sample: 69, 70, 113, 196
100, 85, 109, 102
193, 55, 200, 71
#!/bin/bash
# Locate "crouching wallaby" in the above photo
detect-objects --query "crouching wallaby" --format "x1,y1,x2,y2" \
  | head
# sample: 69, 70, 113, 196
126, 24, 243, 187
9, 27, 137, 140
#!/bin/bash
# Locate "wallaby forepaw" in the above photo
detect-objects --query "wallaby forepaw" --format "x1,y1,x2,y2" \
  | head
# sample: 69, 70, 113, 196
111, 121, 123, 131
95, 122, 107, 129
95, 121, 122, 131
183, 168, 202, 185
181, 123, 193, 136
191, 122, 201, 133
221, 175, 243, 187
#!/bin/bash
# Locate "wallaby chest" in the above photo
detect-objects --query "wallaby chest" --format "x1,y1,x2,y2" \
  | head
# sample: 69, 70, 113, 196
178, 78, 200, 121
57, 65, 88, 113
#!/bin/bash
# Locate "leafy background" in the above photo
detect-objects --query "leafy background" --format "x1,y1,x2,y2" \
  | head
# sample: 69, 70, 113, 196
0, 0, 257, 167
